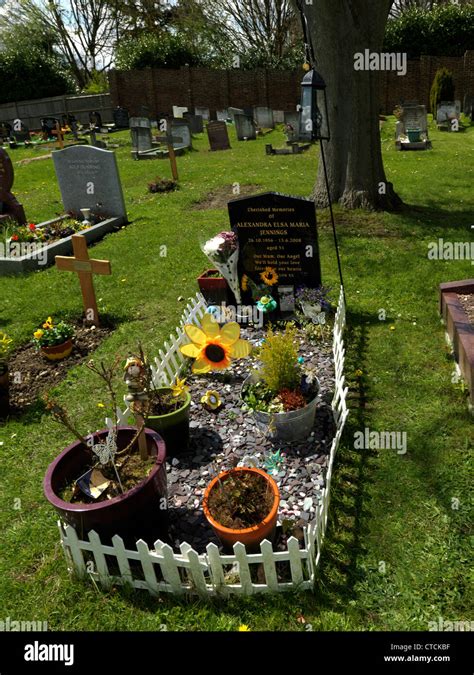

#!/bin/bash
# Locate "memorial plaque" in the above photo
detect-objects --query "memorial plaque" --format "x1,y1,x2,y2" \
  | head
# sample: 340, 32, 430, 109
207, 121, 231, 151
229, 191, 321, 308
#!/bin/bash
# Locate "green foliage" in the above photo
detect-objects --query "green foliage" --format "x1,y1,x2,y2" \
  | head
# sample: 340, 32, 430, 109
81, 70, 109, 94
0, 47, 75, 104
258, 324, 301, 395
32, 318, 75, 349
430, 68, 455, 114
384, 4, 474, 57
115, 32, 209, 70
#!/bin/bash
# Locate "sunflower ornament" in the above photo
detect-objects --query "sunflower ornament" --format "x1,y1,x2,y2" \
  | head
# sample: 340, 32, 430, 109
201, 390, 222, 410
180, 314, 252, 373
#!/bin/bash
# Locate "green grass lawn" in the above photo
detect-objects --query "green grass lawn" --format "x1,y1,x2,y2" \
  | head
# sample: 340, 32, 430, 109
0, 118, 472, 631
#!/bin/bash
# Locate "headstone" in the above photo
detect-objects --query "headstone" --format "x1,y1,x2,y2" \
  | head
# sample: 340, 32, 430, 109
52, 145, 127, 224
172, 106, 188, 118
89, 111, 103, 129
183, 112, 204, 134
113, 107, 130, 129
228, 107, 244, 121
170, 120, 192, 148
254, 106, 274, 129
463, 93, 474, 120
63, 114, 79, 140
130, 117, 153, 152
216, 109, 229, 122
234, 113, 257, 140
195, 106, 210, 121
206, 121, 231, 151
12, 122, 30, 144
228, 191, 321, 310
0, 148, 26, 225
273, 110, 284, 124
41, 117, 60, 139
437, 101, 460, 123
0, 121, 12, 142
284, 111, 301, 142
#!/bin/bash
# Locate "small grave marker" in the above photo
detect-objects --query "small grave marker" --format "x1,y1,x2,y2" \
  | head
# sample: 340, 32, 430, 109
55, 234, 111, 325
207, 121, 231, 151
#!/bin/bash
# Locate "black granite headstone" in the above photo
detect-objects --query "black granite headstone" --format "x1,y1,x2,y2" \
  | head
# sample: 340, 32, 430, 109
113, 107, 130, 129
228, 191, 321, 309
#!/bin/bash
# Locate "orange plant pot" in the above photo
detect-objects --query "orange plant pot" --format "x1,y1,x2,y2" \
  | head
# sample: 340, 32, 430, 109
40, 339, 73, 361
203, 467, 280, 551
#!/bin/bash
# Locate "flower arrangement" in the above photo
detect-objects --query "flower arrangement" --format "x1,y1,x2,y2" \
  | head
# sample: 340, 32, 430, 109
180, 313, 251, 373
10, 218, 89, 244
241, 268, 279, 315
295, 284, 332, 311
242, 323, 318, 414
202, 231, 241, 304
32, 317, 74, 349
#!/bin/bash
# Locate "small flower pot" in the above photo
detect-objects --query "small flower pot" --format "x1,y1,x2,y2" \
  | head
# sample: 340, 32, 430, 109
40, 339, 73, 361
0, 363, 10, 419
407, 128, 421, 143
197, 269, 230, 305
146, 388, 191, 456
242, 372, 320, 442
203, 467, 280, 552
43, 426, 168, 545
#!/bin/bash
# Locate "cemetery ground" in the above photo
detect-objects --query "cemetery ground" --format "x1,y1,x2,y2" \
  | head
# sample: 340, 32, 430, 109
0, 119, 472, 631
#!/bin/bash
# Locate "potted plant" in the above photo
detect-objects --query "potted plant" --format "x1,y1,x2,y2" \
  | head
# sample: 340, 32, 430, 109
203, 466, 280, 551
295, 284, 332, 321
197, 269, 230, 305
32, 316, 74, 361
0, 331, 12, 419
242, 323, 319, 441
43, 357, 168, 545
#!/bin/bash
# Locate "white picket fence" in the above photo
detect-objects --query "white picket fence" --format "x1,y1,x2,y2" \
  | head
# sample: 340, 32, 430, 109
58, 287, 349, 597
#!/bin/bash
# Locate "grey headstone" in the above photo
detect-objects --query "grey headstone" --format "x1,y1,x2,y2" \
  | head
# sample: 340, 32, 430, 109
195, 107, 210, 121
172, 106, 188, 118
52, 145, 127, 224
273, 110, 284, 124
171, 120, 191, 148
130, 117, 152, 152
216, 109, 229, 122
402, 105, 428, 135
183, 113, 204, 134
228, 107, 244, 121
234, 113, 256, 140
284, 111, 301, 141
254, 106, 274, 129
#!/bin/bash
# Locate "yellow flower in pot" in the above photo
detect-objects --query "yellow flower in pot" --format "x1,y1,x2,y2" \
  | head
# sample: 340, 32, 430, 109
32, 317, 74, 361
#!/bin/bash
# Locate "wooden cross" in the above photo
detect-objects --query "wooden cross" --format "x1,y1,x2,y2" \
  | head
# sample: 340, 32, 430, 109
55, 234, 111, 326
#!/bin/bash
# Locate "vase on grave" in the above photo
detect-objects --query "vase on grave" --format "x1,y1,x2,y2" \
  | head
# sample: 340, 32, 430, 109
80, 208, 91, 226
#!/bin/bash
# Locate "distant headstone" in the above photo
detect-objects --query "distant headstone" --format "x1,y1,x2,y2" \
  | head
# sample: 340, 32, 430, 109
52, 145, 127, 224
113, 107, 130, 129
228, 191, 321, 310
130, 117, 153, 152
12, 122, 30, 143
216, 109, 229, 122
0, 148, 26, 225
207, 121, 231, 151
0, 121, 12, 141
172, 106, 188, 118
41, 117, 60, 139
228, 107, 244, 121
183, 112, 204, 134
284, 111, 301, 142
234, 113, 256, 140
195, 106, 210, 121
170, 120, 192, 148
437, 101, 460, 126
273, 110, 284, 124
89, 111, 103, 129
254, 106, 274, 129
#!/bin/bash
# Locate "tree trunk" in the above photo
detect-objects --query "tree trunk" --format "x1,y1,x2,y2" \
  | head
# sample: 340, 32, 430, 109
305, 0, 403, 210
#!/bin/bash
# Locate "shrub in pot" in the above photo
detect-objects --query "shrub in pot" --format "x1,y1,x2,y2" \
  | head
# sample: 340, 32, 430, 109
203, 466, 280, 551
242, 323, 319, 441
43, 356, 168, 545
32, 316, 74, 361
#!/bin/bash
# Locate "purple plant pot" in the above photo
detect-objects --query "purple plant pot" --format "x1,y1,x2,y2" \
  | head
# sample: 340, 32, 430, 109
43, 426, 168, 545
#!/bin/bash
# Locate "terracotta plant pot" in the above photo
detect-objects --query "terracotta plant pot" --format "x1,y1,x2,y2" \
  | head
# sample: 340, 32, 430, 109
146, 388, 191, 456
40, 339, 73, 361
44, 426, 168, 545
197, 269, 230, 305
203, 467, 280, 551
0, 363, 9, 419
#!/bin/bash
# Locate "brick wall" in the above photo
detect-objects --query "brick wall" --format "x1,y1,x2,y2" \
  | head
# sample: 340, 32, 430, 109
109, 51, 474, 117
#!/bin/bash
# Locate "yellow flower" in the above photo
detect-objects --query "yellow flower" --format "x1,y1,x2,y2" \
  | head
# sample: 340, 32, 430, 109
43, 316, 53, 329
33, 329, 44, 340
354, 369, 363, 377
390, 325, 395, 331
180, 314, 252, 374
201, 390, 222, 410
260, 266, 278, 286
0, 332, 12, 355
97, 403, 105, 408
171, 377, 189, 399
238, 624, 251, 631
241, 274, 249, 291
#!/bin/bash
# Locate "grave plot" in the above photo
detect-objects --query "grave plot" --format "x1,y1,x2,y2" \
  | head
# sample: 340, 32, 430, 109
440, 279, 474, 409
395, 104, 432, 150
0, 145, 128, 275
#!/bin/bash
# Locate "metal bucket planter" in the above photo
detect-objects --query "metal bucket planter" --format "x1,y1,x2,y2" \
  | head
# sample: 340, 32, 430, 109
146, 388, 191, 455
242, 372, 320, 442
44, 426, 168, 545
